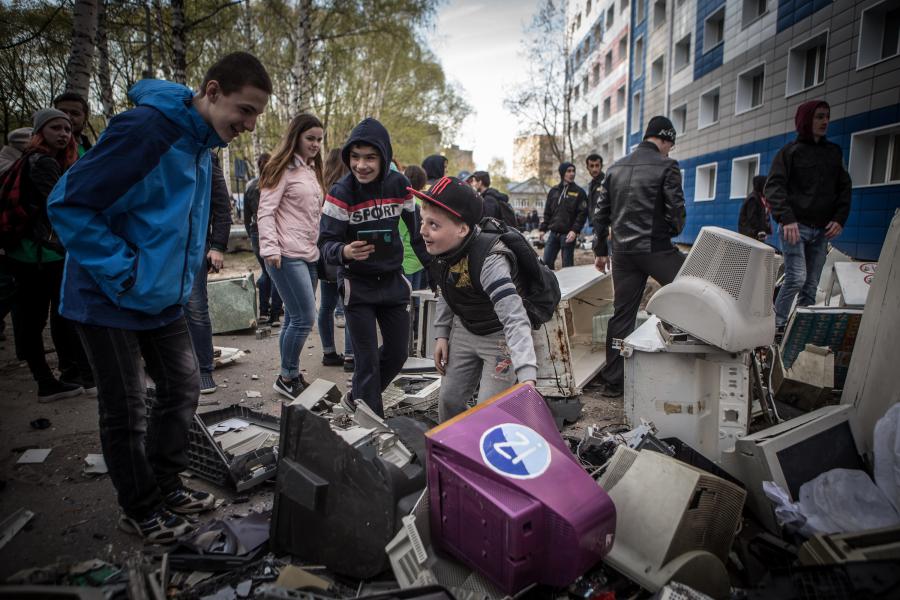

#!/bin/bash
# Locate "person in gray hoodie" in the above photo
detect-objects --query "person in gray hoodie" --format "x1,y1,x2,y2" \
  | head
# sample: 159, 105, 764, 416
0, 127, 32, 175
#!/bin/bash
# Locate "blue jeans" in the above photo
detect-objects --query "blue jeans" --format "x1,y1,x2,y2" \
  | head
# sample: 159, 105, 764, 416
318, 278, 352, 356
543, 231, 575, 269
251, 234, 283, 317
774, 224, 828, 327
184, 259, 214, 374
267, 257, 318, 378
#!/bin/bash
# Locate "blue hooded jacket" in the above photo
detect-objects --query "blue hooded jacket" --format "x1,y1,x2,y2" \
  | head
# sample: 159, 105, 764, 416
47, 79, 225, 330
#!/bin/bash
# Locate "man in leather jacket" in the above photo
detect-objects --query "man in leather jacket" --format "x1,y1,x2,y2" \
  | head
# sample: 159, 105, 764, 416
591, 116, 686, 396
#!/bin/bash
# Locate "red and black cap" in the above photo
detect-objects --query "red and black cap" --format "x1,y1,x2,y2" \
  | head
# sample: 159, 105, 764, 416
407, 176, 483, 228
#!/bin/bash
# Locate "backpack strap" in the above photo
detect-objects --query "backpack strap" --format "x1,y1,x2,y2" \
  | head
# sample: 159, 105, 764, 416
467, 229, 504, 295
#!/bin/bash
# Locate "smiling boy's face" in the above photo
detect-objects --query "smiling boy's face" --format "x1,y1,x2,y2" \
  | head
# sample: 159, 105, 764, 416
203, 81, 269, 143
349, 144, 381, 184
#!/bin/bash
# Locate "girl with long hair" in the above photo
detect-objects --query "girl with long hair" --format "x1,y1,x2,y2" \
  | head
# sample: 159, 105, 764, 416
7, 108, 92, 401
317, 148, 353, 371
258, 114, 325, 399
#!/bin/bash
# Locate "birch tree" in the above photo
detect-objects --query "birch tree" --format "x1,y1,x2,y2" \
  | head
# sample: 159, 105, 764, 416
64, 0, 99, 98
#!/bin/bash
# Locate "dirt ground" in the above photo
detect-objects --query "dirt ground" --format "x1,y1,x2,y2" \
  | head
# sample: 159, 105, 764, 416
0, 247, 623, 581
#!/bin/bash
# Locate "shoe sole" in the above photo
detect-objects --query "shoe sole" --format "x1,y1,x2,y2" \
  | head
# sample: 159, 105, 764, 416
322, 359, 344, 367
117, 515, 192, 544
200, 387, 218, 394
166, 500, 216, 514
38, 387, 84, 403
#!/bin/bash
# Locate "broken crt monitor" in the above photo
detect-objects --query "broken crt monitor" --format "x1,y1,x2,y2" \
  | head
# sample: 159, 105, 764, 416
647, 226, 776, 351
424, 384, 616, 595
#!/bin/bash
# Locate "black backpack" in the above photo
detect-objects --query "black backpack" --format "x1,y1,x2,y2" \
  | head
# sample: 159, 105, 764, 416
468, 217, 561, 328
495, 197, 519, 229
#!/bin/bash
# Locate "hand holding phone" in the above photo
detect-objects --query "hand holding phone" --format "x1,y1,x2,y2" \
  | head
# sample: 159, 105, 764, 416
343, 240, 375, 261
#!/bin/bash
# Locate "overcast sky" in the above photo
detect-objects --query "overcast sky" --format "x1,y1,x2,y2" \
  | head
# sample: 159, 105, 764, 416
429, 0, 541, 171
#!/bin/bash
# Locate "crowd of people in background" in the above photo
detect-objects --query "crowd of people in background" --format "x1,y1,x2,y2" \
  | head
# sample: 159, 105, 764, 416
0, 42, 850, 544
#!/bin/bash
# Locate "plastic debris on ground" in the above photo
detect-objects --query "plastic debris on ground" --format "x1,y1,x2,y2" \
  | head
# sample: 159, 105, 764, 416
169, 511, 271, 572
83, 453, 108, 475
16, 448, 52, 464
0, 508, 35, 551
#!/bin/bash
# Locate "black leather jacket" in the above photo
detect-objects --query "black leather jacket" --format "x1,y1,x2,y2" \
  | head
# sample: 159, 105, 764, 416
592, 141, 685, 256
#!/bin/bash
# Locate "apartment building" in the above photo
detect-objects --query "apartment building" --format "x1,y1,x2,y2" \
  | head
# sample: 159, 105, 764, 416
567, 0, 900, 259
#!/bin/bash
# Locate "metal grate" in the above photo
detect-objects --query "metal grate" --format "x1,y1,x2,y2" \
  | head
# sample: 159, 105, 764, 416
680, 231, 751, 300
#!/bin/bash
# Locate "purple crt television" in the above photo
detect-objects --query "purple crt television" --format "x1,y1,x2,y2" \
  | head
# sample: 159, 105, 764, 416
425, 384, 616, 594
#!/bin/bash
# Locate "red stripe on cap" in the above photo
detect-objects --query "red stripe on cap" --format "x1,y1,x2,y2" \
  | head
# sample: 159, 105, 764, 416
431, 176, 452, 195
407, 186, 463, 219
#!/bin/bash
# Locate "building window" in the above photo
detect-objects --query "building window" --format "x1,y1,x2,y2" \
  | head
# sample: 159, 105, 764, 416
704, 7, 725, 53
576, 13, 582, 29
574, 84, 580, 101
602, 142, 610, 159
730, 155, 760, 198
736, 64, 765, 113
653, 0, 666, 29
587, 0, 593, 15
621, 0, 630, 14
787, 31, 828, 95
605, 50, 613, 73
592, 105, 599, 127
673, 103, 687, 134
858, 0, 900, 68
651, 55, 665, 88
631, 91, 642, 133
742, 0, 767, 28
617, 85, 626, 111
674, 34, 691, 71
695, 163, 718, 201
607, 6, 615, 27
634, 36, 644, 77
619, 36, 628, 61
615, 136, 624, 159
636, 0, 645, 22
583, 75, 589, 95
593, 63, 601, 85
699, 87, 720, 128
595, 24, 603, 45
603, 97, 612, 119
582, 114, 589, 130
849, 124, 900, 185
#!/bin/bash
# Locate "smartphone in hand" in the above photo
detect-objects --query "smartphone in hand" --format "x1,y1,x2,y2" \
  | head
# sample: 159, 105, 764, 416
356, 229, 393, 262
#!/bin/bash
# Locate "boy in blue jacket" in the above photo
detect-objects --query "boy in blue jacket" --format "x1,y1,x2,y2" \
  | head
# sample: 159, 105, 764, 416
47, 52, 271, 543
319, 118, 430, 416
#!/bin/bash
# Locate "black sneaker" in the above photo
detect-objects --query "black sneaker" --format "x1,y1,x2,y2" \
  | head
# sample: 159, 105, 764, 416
322, 352, 344, 366
38, 379, 84, 403
199, 372, 217, 394
163, 485, 216, 514
269, 313, 281, 327
258, 313, 270, 325
61, 373, 97, 398
118, 508, 193, 543
340, 391, 357, 413
343, 356, 355, 372
273, 376, 305, 400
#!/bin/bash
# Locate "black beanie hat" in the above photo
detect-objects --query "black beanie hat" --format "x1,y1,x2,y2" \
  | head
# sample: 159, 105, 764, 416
558, 162, 575, 180
644, 116, 677, 144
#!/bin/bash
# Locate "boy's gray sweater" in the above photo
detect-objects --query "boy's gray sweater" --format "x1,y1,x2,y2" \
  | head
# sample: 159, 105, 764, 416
433, 241, 539, 383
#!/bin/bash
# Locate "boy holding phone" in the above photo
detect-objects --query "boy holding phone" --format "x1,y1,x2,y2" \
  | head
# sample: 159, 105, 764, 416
319, 118, 430, 416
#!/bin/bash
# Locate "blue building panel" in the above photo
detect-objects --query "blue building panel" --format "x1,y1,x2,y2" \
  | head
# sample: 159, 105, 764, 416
694, 0, 726, 80
777, 0, 834, 34
674, 105, 900, 261
627, 2, 649, 149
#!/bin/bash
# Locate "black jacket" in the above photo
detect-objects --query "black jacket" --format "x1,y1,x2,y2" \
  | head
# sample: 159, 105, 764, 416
764, 138, 852, 228
540, 182, 588, 234
243, 177, 260, 237
738, 192, 772, 239
592, 141, 685, 256
207, 153, 232, 252
319, 118, 430, 278
481, 187, 509, 220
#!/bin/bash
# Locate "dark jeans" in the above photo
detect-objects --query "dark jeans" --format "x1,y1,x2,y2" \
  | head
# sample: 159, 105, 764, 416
9, 258, 91, 383
250, 234, 283, 317
76, 317, 199, 519
184, 260, 214, 374
601, 248, 685, 386
774, 224, 828, 327
344, 272, 411, 417
543, 231, 575, 269
318, 278, 352, 356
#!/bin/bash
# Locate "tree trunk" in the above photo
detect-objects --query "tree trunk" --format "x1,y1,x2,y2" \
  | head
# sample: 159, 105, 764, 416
290, 0, 313, 113
143, 1, 154, 78
171, 0, 186, 84
96, 0, 114, 120
65, 0, 99, 98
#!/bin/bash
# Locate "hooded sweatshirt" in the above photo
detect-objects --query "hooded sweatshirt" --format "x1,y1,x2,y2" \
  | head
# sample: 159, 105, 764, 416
319, 118, 430, 278
48, 79, 224, 329
540, 162, 588, 234
764, 100, 851, 227
422, 154, 446, 185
